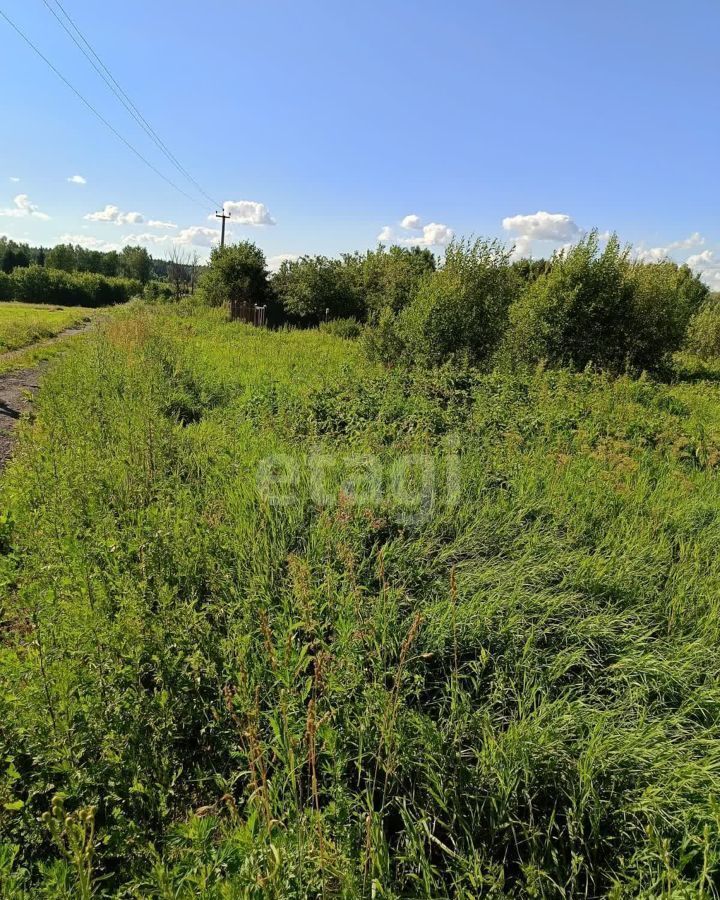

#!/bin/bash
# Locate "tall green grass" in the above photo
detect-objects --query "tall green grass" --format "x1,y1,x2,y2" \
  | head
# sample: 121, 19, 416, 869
1, 304, 720, 897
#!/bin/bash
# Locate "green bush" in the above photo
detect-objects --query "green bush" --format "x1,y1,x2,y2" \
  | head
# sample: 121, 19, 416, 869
504, 233, 706, 373
342, 245, 436, 319
144, 280, 175, 303
627, 261, 708, 371
272, 255, 360, 324
396, 237, 517, 367
196, 241, 269, 310
361, 305, 406, 364
8, 266, 140, 307
503, 233, 632, 370
685, 293, 720, 358
319, 316, 362, 339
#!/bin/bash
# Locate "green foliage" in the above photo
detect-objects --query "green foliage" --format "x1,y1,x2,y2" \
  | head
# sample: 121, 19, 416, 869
41, 796, 97, 900
0, 272, 11, 302
4, 305, 720, 895
119, 245, 152, 284
144, 280, 175, 303
318, 316, 362, 339
270, 246, 434, 326
504, 233, 706, 373
343, 244, 436, 318
396, 236, 517, 366
361, 305, 406, 365
197, 241, 269, 310
510, 256, 554, 284
0, 239, 31, 274
685, 293, 720, 359
504, 233, 632, 370
7, 266, 139, 307
272, 255, 360, 323
627, 261, 708, 371
43, 244, 123, 279
45, 243, 77, 273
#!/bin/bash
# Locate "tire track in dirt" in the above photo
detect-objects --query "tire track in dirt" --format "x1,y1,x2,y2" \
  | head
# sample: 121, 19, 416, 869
0, 321, 94, 470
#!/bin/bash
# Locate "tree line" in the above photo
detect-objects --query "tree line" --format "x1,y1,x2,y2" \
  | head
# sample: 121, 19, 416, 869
191, 234, 714, 373
0, 237, 158, 284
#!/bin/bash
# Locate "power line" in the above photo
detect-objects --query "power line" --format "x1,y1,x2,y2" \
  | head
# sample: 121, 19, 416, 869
43, 0, 222, 210
0, 6, 209, 212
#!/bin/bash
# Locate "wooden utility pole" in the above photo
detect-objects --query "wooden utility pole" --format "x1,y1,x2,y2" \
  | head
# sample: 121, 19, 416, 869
215, 209, 230, 249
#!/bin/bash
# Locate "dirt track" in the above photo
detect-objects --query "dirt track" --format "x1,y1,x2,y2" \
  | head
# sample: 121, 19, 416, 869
0, 366, 43, 468
0, 321, 93, 470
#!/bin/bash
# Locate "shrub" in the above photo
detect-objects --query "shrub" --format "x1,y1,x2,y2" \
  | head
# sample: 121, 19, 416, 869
504, 233, 633, 371
144, 281, 175, 303
627, 261, 708, 370
319, 316, 362, 339
396, 237, 517, 367
342, 245, 436, 319
272, 255, 360, 324
504, 234, 707, 373
196, 241, 269, 311
685, 294, 720, 358
9, 266, 139, 307
361, 306, 406, 364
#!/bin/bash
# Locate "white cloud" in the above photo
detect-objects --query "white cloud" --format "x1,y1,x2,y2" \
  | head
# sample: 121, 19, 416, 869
502, 211, 581, 243
377, 225, 393, 243
121, 224, 221, 252
120, 232, 172, 247
0, 193, 50, 220
401, 214, 423, 231
668, 232, 704, 251
84, 204, 144, 225
210, 200, 275, 226
509, 235, 533, 260
267, 253, 301, 272
9, 177, 19, 183
67, 175, 87, 185
175, 225, 221, 247
685, 249, 720, 289
635, 233, 706, 264
147, 219, 178, 229
400, 222, 454, 248
379, 217, 454, 247
635, 246, 668, 263
686, 249, 714, 268
58, 233, 120, 251
502, 210, 583, 260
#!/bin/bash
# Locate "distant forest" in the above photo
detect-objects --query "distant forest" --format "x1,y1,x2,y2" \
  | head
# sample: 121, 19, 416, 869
0, 236, 174, 284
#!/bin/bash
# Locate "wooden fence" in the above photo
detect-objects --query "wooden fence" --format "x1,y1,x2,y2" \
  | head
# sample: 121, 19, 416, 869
229, 301, 267, 326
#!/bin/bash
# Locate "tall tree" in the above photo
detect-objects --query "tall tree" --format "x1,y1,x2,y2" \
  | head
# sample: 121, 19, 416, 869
46, 243, 77, 272
119, 245, 152, 284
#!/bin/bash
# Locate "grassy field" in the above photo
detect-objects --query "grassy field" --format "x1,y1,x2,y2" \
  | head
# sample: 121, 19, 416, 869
2, 303, 720, 897
0, 302, 94, 353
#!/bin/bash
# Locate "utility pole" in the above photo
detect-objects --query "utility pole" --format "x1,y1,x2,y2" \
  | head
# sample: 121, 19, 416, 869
215, 208, 231, 249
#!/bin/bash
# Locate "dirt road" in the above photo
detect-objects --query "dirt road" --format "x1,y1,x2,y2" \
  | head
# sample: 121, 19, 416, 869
0, 321, 94, 470
0, 366, 43, 468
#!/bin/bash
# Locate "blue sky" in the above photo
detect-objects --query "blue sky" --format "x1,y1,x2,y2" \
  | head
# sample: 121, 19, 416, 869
1, 0, 719, 283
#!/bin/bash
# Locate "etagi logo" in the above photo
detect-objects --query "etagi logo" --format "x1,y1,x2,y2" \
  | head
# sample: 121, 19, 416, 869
256, 434, 462, 526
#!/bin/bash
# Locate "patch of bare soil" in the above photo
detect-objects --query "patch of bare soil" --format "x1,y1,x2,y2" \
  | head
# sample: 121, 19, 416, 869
0, 320, 95, 470
0, 367, 42, 468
